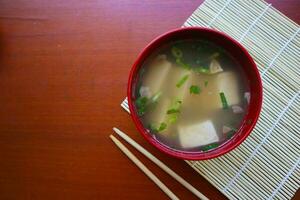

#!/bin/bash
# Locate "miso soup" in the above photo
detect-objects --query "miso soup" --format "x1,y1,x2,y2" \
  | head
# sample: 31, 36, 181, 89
134, 39, 250, 153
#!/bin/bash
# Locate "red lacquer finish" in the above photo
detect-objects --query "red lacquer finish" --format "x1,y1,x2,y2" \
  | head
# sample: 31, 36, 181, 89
127, 27, 263, 160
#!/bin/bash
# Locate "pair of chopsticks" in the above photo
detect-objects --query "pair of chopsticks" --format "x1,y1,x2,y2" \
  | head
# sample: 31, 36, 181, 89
110, 127, 209, 200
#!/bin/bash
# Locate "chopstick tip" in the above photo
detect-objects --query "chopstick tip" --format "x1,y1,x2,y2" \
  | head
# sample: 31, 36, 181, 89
113, 127, 121, 134
109, 134, 115, 140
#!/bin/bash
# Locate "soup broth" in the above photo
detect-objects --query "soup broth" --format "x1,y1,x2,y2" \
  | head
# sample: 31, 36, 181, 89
134, 39, 250, 153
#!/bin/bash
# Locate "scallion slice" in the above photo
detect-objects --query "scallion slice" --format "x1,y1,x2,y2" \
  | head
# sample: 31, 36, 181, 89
219, 92, 229, 109
176, 74, 189, 88
190, 85, 201, 94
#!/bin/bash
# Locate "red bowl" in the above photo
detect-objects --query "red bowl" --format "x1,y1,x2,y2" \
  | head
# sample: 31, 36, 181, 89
127, 27, 263, 160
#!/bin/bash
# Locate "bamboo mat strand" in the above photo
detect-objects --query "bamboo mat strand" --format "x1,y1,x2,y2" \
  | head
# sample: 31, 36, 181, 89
121, 0, 300, 199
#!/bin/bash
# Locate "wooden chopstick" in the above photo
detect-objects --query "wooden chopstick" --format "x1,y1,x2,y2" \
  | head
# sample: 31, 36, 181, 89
109, 135, 179, 200
113, 127, 209, 200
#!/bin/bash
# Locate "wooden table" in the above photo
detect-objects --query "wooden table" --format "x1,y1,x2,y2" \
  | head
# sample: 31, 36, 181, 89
0, 0, 299, 199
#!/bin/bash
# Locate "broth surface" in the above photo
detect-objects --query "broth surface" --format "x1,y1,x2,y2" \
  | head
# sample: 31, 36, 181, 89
134, 39, 249, 153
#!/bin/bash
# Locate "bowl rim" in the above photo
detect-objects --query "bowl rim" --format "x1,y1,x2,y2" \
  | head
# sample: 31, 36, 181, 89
127, 27, 263, 160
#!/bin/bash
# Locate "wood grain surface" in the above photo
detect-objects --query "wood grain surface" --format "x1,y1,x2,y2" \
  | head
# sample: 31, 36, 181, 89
0, 0, 299, 199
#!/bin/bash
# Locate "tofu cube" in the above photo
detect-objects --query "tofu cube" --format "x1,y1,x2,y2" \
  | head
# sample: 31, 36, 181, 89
178, 120, 219, 148
209, 59, 223, 74
143, 55, 172, 94
185, 71, 240, 112
216, 71, 240, 106
145, 97, 170, 126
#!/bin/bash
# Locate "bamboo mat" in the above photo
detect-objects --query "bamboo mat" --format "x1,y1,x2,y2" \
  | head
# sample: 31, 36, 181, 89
121, 0, 300, 199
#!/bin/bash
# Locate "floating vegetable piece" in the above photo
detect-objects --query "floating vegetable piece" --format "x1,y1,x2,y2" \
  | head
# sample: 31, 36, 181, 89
190, 85, 201, 94
149, 123, 158, 133
144, 98, 171, 129
193, 66, 210, 74
176, 58, 191, 69
158, 122, 167, 132
149, 122, 167, 133
167, 109, 180, 114
176, 74, 189, 88
151, 91, 162, 103
209, 59, 223, 74
136, 96, 148, 116
232, 105, 244, 114
136, 90, 163, 116
166, 100, 182, 124
201, 143, 219, 151
166, 100, 182, 114
168, 114, 178, 124
219, 92, 229, 109
135, 96, 148, 108
168, 66, 193, 102
173, 100, 182, 108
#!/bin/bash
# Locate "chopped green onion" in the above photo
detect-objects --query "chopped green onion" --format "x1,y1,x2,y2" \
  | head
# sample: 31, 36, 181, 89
158, 122, 167, 132
171, 47, 183, 58
176, 74, 189, 88
219, 92, 229, 109
190, 85, 201, 94
137, 107, 145, 116
204, 81, 208, 87
176, 58, 191, 69
167, 109, 180, 114
136, 96, 148, 107
201, 143, 219, 151
135, 96, 148, 116
148, 99, 182, 132
168, 114, 178, 124
151, 91, 162, 103
136, 91, 163, 116
172, 100, 182, 109
193, 66, 210, 74
166, 100, 182, 123
226, 130, 235, 139
167, 100, 182, 114
149, 124, 158, 133
149, 122, 167, 132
